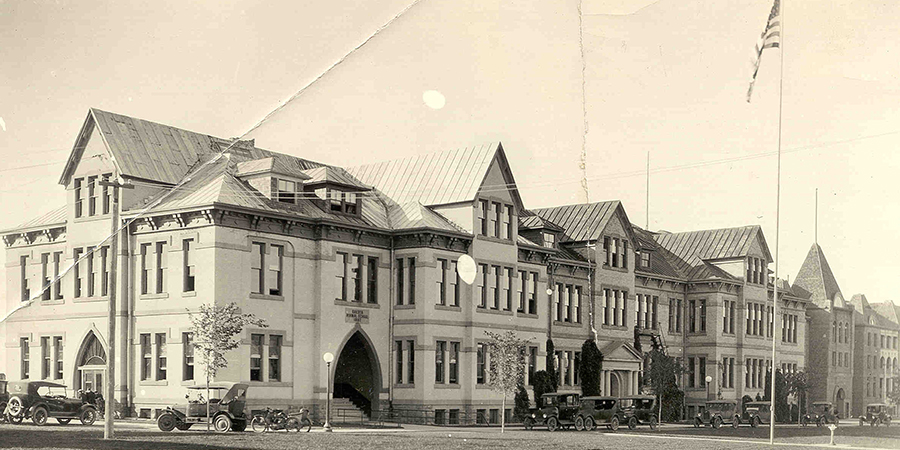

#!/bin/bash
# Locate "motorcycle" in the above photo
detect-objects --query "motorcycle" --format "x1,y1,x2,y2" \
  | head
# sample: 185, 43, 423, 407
250, 407, 311, 432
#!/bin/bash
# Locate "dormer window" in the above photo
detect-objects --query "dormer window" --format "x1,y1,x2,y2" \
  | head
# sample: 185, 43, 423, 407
314, 186, 359, 215
275, 179, 298, 204
543, 232, 555, 249
639, 251, 650, 268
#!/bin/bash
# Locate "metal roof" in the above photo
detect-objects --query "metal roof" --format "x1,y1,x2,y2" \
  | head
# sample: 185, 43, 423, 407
652, 225, 770, 266
345, 143, 499, 206
518, 212, 564, 232
792, 243, 842, 306
531, 201, 625, 243
12, 205, 67, 232
301, 166, 371, 190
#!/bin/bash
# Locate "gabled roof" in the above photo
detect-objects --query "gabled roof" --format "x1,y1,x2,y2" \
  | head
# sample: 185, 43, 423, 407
301, 166, 371, 190
631, 226, 683, 280
599, 340, 642, 361
345, 143, 524, 209
518, 211, 565, 232
871, 301, 900, 325
792, 244, 843, 308
385, 201, 467, 233
531, 201, 634, 243
653, 225, 772, 266
235, 157, 312, 180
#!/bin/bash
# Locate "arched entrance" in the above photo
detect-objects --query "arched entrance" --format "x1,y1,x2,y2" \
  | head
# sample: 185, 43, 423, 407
609, 372, 621, 397
333, 330, 381, 417
834, 388, 846, 418
75, 332, 106, 392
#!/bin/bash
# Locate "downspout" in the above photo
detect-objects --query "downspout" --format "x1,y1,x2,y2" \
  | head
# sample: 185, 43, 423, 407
374, 194, 395, 408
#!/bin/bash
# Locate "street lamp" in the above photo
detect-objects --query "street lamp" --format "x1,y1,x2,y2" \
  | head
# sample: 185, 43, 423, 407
323, 352, 334, 432
705, 376, 713, 400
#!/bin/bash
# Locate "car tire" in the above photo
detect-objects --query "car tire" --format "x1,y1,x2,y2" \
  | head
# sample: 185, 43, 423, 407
157, 413, 177, 432
732, 416, 740, 429
547, 417, 558, 432
8, 413, 23, 424
575, 416, 585, 431
524, 417, 534, 430
175, 421, 193, 431
57, 418, 72, 425
251, 415, 268, 433
650, 417, 658, 430
80, 408, 97, 426
752, 417, 760, 428
214, 415, 232, 433
610, 416, 619, 432
713, 416, 722, 429
801, 417, 808, 427
628, 416, 637, 430
32, 407, 49, 426
693, 418, 702, 428
585, 416, 595, 431
859, 418, 864, 427
7, 396, 24, 418
818, 417, 825, 427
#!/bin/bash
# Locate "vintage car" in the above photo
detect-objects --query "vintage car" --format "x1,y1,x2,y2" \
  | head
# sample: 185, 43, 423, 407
157, 383, 249, 433
802, 402, 837, 427
575, 396, 625, 431
3, 381, 98, 426
859, 403, 892, 427
619, 395, 659, 430
694, 400, 740, 429
742, 401, 772, 428
523, 393, 581, 431
0, 379, 8, 423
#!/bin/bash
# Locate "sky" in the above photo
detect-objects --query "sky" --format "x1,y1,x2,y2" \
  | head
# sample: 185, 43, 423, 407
1, 0, 899, 304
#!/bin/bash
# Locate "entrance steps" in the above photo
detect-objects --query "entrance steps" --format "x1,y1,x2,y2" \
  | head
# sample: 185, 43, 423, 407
330, 397, 369, 422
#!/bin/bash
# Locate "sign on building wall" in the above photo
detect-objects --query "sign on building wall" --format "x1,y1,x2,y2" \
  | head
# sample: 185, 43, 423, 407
345, 308, 369, 324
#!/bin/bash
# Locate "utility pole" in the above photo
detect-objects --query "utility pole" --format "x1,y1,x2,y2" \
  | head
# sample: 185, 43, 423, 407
98, 177, 133, 440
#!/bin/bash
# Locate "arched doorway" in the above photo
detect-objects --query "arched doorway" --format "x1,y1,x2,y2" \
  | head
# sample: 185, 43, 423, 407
333, 330, 381, 417
75, 332, 106, 392
609, 372, 621, 397
834, 388, 846, 418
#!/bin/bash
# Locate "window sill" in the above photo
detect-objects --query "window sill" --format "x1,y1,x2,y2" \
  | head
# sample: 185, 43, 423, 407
602, 265, 629, 273
181, 379, 197, 386
182, 291, 197, 298
394, 304, 415, 310
393, 383, 416, 389
476, 308, 514, 317
139, 293, 169, 300
554, 321, 583, 328
250, 293, 284, 302
73, 215, 110, 224
140, 380, 169, 386
687, 332, 708, 336
517, 312, 539, 319
434, 383, 461, 389
40, 299, 66, 306
335, 299, 380, 309
475, 383, 491, 390
435, 305, 462, 312
73, 296, 111, 303
248, 381, 292, 387
601, 325, 629, 330
476, 235, 515, 245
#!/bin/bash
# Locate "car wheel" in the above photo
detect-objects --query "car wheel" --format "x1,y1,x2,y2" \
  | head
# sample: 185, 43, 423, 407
585, 416, 595, 431
801, 417, 808, 427
547, 417, 558, 432
175, 421, 193, 431
57, 418, 72, 425
818, 417, 825, 427
7, 396, 24, 418
250, 415, 268, 433
752, 417, 761, 428
628, 416, 637, 430
732, 416, 740, 429
214, 415, 232, 433
574, 416, 585, 431
157, 413, 177, 432
713, 416, 722, 429
650, 417, 658, 430
80, 408, 97, 426
693, 418, 702, 428
859, 418, 865, 427
32, 407, 49, 426
524, 417, 534, 430
871, 419, 877, 427
610, 416, 619, 432
8, 413, 23, 424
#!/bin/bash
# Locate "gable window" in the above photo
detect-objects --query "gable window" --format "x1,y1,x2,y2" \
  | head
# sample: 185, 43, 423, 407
183, 239, 195, 292
74, 178, 84, 218
183, 332, 194, 381
21, 255, 30, 301
275, 179, 297, 203
21, 337, 30, 379
492, 202, 501, 237
640, 251, 650, 268
102, 173, 111, 214
478, 200, 489, 236
505, 205, 514, 240
88, 175, 98, 216
543, 232, 555, 248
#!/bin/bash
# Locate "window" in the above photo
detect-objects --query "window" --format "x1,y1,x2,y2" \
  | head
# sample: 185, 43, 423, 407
87, 175, 98, 216
40, 253, 51, 300
517, 270, 526, 312
21, 337, 30, 379
352, 254, 363, 302
435, 341, 446, 384
54, 337, 63, 379
640, 251, 650, 268
367, 257, 378, 304
528, 346, 537, 386
140, 334, 151, 381
477, 264, 488, 308
543, 232, 555, 248
250, 334, 264, 381
251, 243, 282, 296
20, 255, 30, 301
41, 337, 50, 379
183, 239, 195, 292
529, 272, 538, 314
621, 291, 628, 326
183, 333, 194, 381
102, 173, 111, 214
395, 257, 404, 305
155, 241, 167, 294
140, 244, 150, 295
669, 298, 676, 331
407, 339, 415, 384
478, 200, 489, 236
252, 243, 266, 295
100, 247, 109, 296
269, 335, 282, 381
574, 352, 581, 385
505, 205, 514, 240
603, 289, 611, 325
156, 333, 167, 381
52, 252, 63, 299
505, 268, 514, 311
651, 296, 659, 330
689, 299, 696, 333
407, 258, 416, 305
87, 246, 96, 297
395, 341, 403, 384
74, 248, 84, 298
564, 285, 572, 322
491, 265, 501, 309
603, 237, 611, 266
329, 189, 342, 212
553, 284, 560, 321
499, 204, 509, 239
699, 299, 707, 332
492, 202, 501, 237
477, 343, 486, 384
74, 178, 84, 218
437, 259, 447, 306
621, 241, 628, 269
275, 179, 297, 203
698, 357, 707, 387
575, 287, 583, 324
449, 342, 459, 384
450, 260, 460, 307
687, 356, 695, 388
610, 238, 618, 267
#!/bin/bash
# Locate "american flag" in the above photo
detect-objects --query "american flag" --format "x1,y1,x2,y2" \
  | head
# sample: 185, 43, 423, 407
747, 0, 781, 102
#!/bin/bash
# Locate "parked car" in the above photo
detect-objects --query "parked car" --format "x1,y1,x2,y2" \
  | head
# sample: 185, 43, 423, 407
619, 395, 659, 430
694, 400, 740, 429
3, 381, 98, 426
802, 402, 837, 427
523, 393, 581, 431
859, 403, 892, 427
157, 383, 249, 433
575, 396, 624, 431
0, 379, 9, 423
742, 401, 771, 428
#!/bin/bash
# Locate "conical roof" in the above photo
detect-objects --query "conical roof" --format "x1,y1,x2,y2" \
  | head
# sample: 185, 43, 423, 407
792, 244, 843, 308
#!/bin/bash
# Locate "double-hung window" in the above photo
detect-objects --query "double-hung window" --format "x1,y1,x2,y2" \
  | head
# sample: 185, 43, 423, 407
21, 337, 30, 379
183, 239, 195, 293
435, 341, 446, 384
183, 332, 194, 381
156, 333, 167, 380
250, 334, 264, 381
268, 335, 282, 382
21, 255, 30, 301
140, 334, 151, 380
449, 342, 459, 384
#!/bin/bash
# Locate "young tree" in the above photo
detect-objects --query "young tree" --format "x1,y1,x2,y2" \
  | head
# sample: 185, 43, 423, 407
189, 302, 267, 431
485, 330, 530, 433
644, 348, 684, 421
579, 339, 604, 396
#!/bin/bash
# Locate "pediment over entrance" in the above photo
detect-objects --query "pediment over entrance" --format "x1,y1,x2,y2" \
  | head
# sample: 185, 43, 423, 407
599, 340, 642, 362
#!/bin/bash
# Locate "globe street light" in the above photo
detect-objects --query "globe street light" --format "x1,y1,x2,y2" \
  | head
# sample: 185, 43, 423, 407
323, 352, 335, 432
705, 375, 713, 401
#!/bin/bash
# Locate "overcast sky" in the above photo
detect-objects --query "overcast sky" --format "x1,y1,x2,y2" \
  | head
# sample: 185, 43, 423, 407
1, 0, 898, 304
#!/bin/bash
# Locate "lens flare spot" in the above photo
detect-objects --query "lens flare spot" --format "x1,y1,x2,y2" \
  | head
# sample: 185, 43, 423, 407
422, 90, 446, 109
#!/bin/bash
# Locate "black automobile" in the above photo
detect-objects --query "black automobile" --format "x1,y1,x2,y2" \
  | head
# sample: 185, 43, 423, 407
157, 383, 250, 433
802, 402, 837, 427
4, 381, 98, 426
524, 393, 581, 431
575, 396, 624, 431
0, 380, 9, 423
620, 395, 659, 430
694, 400, 740, 429
742, 401, 772, 428
859, 403, 892, 427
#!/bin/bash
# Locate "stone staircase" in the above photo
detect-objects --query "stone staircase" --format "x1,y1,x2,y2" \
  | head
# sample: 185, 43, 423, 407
330, 397, 368, 423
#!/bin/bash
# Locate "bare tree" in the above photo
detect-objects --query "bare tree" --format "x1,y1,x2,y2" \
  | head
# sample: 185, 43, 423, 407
485, 330, 530, 433
189, 302, 266, 431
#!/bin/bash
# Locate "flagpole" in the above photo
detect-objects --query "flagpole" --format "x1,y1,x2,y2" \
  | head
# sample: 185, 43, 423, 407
769, 0, 784, 444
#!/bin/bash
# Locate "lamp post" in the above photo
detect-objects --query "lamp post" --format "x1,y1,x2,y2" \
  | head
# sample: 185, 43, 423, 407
705, 375, 713, 401
323, 352, 334, 432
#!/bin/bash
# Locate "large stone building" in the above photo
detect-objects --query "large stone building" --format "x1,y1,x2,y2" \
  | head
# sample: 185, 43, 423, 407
851, 296, 899, 416
1, 109, 819, 422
